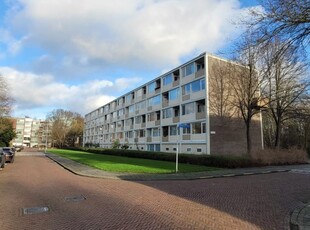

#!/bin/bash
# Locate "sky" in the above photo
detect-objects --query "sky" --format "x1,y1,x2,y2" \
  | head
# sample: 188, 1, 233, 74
0, 0, 260, 119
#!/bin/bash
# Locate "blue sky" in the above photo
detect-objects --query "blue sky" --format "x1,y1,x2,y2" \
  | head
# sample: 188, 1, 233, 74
0, 0, 260, 119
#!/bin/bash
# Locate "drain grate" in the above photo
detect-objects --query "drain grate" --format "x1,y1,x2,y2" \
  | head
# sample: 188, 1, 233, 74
65, 195, 86, 202
22, 206, 49, 215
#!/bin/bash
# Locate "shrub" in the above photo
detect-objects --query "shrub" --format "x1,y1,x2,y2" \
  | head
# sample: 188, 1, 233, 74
251, 147, 308, 165
62, 147, 255, 168
111, 139, 121, 149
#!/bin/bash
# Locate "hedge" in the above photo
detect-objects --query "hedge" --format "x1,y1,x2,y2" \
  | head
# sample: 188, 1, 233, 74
62, 147, 258, 168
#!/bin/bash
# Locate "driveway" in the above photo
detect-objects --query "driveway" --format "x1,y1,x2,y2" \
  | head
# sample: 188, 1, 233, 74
0, 151, 309, 229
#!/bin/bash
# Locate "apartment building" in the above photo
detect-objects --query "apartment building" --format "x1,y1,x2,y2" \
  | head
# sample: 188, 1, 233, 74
83, 53, 263, 155
12, 117, 51, 147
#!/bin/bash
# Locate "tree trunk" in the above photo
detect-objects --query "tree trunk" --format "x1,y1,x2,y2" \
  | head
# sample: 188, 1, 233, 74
274, 118, 282, 149
246, 119, 252, 155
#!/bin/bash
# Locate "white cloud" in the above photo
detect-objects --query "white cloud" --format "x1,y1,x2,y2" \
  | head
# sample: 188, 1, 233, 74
0, 67, 142, 116
6, 0, 247, 70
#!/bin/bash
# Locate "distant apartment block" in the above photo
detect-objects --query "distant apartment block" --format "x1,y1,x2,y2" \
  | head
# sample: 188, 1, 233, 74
83, 53, 263, 155
12, 117, 51, 147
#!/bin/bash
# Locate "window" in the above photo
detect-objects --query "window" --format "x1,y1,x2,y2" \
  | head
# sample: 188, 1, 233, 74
163, 74, 173, 86
117, 121, 123, 127
129, 105, 134, 114
136, 129, 145, 137
147, 113, 155, 122
197, 100, 205, 113
126, 131, 134, 138
187, 147, 191, 152
162, 108, 172, 119
148, 95, 161, 106
183, 126, 191, 134
147, 128, 152, 137
153, 128, 160, 137
125, 94, 133, 103
118, 109, 124, 116
136, 101, 146, 110
166, 148, 169, 151
135, 116, 142, 124
192, 122, 202, 134
192, 79, 205, 92
183, 79, 205, 95
104, 105, 110, 113
168, 88, 179, 101
136, 88, 143, 97
126, 118, 133, 126
148, 144, 160, 152
183, 83, 191, 95
182, 102, 195, 115
169, 126, 177, 136
183, 62, 195, 77
148, 82, 156, 93
197, 148, 202, 153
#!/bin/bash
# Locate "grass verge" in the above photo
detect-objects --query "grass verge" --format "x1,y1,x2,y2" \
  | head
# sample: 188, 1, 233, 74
48, 149, 219, 174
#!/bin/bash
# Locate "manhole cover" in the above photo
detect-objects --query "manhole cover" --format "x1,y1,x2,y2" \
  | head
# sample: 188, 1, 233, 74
65, 195, 86, 202
22, 206, 49, 215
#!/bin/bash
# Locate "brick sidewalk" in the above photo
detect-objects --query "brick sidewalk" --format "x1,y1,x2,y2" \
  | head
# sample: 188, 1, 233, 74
1, 152, 310, 229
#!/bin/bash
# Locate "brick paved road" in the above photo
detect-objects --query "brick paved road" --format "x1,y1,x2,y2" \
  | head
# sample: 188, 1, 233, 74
0, 153, 309, 230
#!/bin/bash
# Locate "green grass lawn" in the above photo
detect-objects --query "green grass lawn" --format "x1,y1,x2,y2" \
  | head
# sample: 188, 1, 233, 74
48, 149, 218, 174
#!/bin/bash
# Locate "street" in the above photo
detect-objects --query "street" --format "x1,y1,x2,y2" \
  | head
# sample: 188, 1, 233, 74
0, 151, 309, 229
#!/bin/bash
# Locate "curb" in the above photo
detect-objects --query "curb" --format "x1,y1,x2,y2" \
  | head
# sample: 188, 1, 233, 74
45, 153, 294, 181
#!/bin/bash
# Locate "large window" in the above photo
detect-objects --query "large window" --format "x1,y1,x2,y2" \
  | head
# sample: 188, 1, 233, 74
168, 88, 179, 101
153, 128, 160, 137
118, 109, 124, 116
126, 131, 134, 138
135, 101, 145, 110
183, 79, 205, 95
192, 79, 205, 92
136, 129, 145, 138
128, 105, 135, 114
163, 73, 173, 86
192, 122, 206, 134
125, 93, 133, 103
135, 116, 142, 124
169, 125, 178, 136
162, 108, 172, 119
148, 95, 161, 106
182, 102, 195, 115
182, 62, 195, 77
148, 81, 156, 93
136, 88, 143, 97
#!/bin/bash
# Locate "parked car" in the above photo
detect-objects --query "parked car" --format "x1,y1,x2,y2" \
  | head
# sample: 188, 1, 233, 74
0, 148, 5, 169
3, 147, 15, 163
14, 145, 23, 152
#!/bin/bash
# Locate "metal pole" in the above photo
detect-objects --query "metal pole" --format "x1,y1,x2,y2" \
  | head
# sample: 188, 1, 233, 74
176, 125, 179, 173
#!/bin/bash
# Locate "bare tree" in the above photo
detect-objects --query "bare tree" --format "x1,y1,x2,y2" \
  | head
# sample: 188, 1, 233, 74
248, 0, 310, 51
208, 58, 238, 119
47, 109, 84, 147
230, 34, 267, 155
66, 114, 84, 147
0, 75, 14, 117
261, 40, 309, 148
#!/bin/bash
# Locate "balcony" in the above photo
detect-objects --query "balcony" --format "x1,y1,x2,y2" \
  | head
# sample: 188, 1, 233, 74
195, 68, 205, 78
196, 111, 206, 120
